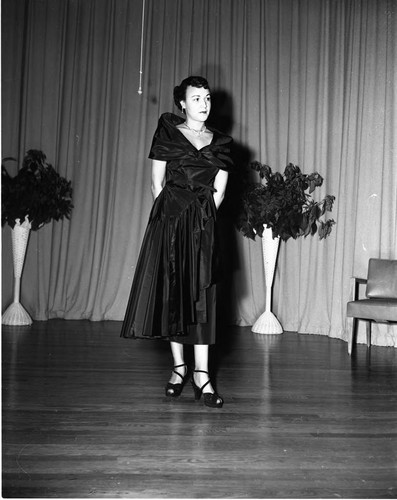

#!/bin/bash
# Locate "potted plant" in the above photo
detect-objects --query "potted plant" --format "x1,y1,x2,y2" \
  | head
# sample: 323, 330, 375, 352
2, 149, 73, 325
236, 161, 335, 334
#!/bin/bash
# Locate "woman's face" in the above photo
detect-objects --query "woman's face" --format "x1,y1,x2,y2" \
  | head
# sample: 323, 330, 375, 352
181, 86, 211, 122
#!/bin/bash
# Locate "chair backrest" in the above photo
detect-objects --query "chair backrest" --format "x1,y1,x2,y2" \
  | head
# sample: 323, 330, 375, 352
366, 258, 397, 299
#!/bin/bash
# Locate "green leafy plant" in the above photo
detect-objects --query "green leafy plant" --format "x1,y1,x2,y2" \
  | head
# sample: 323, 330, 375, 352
2, 149, 73, 231
236, 162, 335, 241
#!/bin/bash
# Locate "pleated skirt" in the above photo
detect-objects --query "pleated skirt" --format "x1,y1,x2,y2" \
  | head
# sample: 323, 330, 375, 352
120, 184, 217, 344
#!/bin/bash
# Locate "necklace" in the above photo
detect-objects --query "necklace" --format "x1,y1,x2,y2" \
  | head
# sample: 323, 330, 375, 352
184, 122, 206, 136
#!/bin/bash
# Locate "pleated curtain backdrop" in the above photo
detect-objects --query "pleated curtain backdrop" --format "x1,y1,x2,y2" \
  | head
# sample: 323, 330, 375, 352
2, 0, 396, 347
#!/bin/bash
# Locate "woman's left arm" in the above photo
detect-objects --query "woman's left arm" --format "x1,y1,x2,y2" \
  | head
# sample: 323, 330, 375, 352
213, 169, 229, 210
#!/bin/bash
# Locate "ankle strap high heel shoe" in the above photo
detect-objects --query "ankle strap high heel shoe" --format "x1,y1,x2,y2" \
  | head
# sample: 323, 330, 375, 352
165, 363, 188, 397
191, 370, 224, 408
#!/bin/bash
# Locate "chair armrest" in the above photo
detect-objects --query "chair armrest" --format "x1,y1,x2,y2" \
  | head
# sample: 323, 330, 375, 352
352, 277, 367, 300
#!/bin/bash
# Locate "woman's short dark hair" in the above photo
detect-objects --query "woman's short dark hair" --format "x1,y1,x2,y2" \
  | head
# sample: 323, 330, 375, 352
173, 76, 210, 111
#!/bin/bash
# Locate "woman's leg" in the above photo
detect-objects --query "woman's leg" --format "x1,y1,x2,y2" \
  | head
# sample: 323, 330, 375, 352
193, 344, 215, 393
168, 341, 187, 384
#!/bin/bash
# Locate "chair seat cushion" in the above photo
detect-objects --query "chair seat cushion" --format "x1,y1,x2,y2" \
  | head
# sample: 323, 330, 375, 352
347, 299, 397, 322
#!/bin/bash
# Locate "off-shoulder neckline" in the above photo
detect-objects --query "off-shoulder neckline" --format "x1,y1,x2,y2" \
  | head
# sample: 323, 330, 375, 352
160, 113, 214, 151
159, 112, 233, 150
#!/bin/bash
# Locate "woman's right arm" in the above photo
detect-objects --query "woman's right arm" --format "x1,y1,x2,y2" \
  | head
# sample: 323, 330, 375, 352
151, 159, 167, 200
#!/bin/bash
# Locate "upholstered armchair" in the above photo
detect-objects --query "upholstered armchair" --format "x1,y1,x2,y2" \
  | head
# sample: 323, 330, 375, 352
346, 259, 397, 355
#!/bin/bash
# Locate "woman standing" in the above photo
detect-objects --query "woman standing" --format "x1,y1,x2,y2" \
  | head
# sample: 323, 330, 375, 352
121, 76, 233, 408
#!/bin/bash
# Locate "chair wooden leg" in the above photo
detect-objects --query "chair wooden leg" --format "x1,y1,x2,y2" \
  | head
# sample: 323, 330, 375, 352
348, 317, 358, 355
366, 320, 372, 348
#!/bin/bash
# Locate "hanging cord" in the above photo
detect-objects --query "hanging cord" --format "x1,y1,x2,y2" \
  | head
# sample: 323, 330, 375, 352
137, 0, 146, 95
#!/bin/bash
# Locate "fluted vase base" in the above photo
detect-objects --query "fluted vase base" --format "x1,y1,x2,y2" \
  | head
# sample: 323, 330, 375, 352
2, 302, 33, 326
252, 310, 283, 335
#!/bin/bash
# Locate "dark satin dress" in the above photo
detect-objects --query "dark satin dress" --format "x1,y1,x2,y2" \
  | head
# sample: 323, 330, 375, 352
121, 112, 233, 344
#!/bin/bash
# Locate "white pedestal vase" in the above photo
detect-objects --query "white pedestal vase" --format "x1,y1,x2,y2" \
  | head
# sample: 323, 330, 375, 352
2, 218, 33, 326
252, 224, 283, 334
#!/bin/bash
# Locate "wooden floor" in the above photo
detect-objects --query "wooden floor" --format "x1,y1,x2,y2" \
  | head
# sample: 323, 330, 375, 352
2, 321, 397, 498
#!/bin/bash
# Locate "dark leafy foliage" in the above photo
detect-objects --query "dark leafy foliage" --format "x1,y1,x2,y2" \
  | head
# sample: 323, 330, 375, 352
2, 150, 73, 231
236, 162, 335, 241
